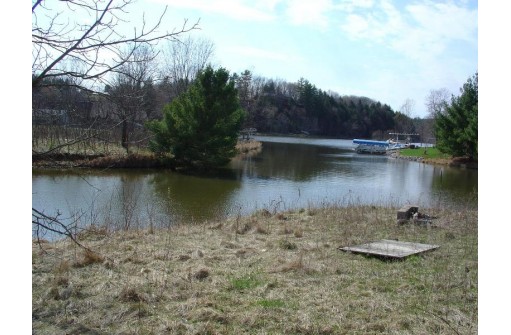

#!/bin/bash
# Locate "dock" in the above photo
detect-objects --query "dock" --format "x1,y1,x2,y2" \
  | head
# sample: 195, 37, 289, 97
339, 239, 439, 259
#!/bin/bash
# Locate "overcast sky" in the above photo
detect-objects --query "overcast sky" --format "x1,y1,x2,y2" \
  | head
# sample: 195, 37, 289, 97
131, 0, 479, 118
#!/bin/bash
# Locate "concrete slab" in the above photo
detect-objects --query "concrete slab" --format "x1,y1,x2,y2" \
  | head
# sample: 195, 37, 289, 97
339, 239, 439, 259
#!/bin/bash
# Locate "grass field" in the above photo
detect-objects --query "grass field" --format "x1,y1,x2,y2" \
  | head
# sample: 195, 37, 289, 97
399, 147, 451, 160
32, 205, 477, 334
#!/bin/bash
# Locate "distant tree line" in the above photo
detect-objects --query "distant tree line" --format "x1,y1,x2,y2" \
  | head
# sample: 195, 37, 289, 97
232, 73, 399, 139
34, 69, 424, 141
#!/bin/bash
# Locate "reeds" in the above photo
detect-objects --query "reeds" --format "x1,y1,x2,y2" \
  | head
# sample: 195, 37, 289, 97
235, 139, 263, 155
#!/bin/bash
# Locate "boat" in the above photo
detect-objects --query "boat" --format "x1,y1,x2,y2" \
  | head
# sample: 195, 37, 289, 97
352, 139, 404, 154
353, 133, 419, 155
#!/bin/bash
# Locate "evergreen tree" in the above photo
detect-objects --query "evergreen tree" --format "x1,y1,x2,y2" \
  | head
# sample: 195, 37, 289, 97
147, 66, 246, 168
435, 73, 478, 159
237, 70, 252, 101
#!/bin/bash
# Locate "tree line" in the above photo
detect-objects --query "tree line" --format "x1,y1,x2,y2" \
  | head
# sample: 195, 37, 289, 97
33, 69, 415, 136
232, 73, 399, 139
33, 54, 432, 149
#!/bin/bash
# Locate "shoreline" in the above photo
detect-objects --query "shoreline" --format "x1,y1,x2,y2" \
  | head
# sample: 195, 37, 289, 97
32, 140, 477, 170
390, 152, 478, 169
32, 140, 263, 170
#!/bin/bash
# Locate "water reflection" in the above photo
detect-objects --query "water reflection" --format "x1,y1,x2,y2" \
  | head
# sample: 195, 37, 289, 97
430, 165, 478, 205
150, 170, 241, 223
230, 142, 338, 181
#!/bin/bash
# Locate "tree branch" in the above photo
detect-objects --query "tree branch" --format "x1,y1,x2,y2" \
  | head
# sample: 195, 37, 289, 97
32, 0, 200, 92
32, 208, 91, 252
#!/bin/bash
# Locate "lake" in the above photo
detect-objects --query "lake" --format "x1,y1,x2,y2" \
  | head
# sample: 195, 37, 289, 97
32, 136, 477, 237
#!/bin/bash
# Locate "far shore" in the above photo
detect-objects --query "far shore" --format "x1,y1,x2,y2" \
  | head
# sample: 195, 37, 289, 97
32, 139, 263, 170
32, 137, 477, 170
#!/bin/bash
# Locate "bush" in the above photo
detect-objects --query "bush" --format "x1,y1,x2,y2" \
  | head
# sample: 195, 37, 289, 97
147, 66, 245, 169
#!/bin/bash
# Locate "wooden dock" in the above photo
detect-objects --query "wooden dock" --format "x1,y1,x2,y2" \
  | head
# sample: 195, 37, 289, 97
240, 128, 257, 140
339, 239, 439, 259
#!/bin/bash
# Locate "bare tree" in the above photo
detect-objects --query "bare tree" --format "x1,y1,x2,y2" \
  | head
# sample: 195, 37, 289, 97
399, 98, 416, 117
393, 99, 416, 134
162, 35, 215, 97
425, 88, 451, 119
32, 0, 199, 241
250, 75, 266, 98
32, 0, 199, 92
32, 0, 200, 156
107, 44, 157, 153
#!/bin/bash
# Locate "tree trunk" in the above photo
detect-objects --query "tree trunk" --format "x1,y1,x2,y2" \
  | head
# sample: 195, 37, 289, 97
121, 118, 129, 154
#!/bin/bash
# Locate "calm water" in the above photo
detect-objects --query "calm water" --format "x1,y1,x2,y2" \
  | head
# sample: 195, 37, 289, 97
32, 136, 477, 237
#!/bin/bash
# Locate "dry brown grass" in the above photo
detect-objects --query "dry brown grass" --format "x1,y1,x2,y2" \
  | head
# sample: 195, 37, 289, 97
72, 249, 105, 268
32, 205, 478, 334
235, 139, 263, 156
34, 138, 261, 169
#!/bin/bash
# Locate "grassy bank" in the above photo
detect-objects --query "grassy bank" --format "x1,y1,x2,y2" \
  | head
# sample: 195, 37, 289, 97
399, 147, 450, 160
33, 140, 262, 170
33, 205, 477, 334
397, 147, 477, 169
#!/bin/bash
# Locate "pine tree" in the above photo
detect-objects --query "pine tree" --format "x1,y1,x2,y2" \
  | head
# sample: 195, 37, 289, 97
435, 73, 478, 159
147, 66, 246, 168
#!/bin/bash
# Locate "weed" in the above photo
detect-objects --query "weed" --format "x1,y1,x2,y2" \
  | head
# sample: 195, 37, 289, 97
255, 223, 269, 234
76, 225, 109, 241
257, 299, 286, 309
406, 254, 422, 266
191, 268, 210, 281
294, 228, 304, 238
119, 286, 146, 303
54, 260, 70, 274
274, 252, 314, 274
230, 274, 262, 291
276, 213, 287, 220
278, 239, 297, 250
73, 249, 104, 267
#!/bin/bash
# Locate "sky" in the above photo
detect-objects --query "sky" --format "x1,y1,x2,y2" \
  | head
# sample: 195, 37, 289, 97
127, 0, 479, 118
